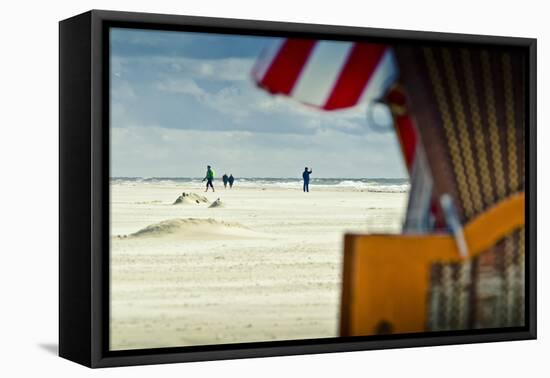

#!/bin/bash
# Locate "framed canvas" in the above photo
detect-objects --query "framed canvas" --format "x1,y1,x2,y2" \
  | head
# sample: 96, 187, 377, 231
59, 9, 536, 368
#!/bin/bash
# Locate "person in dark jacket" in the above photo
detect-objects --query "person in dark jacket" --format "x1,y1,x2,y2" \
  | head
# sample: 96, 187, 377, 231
302, 167, 312, 192
222, 173, 229, 188
228, 174, 235, 189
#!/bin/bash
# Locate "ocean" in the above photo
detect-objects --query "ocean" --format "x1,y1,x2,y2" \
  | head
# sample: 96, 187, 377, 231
111, 177, 410, 193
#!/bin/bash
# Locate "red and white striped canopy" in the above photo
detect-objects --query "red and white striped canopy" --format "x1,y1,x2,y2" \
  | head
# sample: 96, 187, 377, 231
252, 39, 398, 111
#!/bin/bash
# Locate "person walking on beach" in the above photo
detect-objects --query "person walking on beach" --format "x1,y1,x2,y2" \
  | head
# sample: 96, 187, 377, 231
203, 165, 215, 192
228, 174, 235, 189
222, 173, 229, 188
302, 167, 312, 192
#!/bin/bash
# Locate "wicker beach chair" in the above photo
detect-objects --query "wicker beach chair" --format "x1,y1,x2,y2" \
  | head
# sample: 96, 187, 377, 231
340, 46, 526, 336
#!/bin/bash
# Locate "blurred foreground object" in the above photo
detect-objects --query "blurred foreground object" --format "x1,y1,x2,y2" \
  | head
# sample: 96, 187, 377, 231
252, 41, 526, 335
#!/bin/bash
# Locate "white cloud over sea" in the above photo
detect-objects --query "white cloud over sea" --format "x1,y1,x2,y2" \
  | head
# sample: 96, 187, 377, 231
110, 28, 407, 178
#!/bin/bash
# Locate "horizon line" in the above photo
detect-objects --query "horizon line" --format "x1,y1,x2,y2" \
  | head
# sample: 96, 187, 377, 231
110, 176, 409, 180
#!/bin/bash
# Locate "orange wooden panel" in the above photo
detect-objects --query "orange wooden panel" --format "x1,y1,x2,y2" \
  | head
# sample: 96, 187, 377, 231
340, 192, 524, 336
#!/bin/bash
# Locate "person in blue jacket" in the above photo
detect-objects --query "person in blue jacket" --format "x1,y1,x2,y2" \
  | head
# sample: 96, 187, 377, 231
302, 167, 312, 192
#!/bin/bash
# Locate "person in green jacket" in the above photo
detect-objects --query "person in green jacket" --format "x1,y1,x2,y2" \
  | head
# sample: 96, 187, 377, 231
202, 165, 215, 192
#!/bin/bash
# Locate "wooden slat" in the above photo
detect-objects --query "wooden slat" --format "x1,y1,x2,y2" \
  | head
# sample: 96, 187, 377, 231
339, 192, 524, 336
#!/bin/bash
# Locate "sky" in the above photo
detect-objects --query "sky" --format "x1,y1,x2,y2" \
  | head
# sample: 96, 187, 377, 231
110, 28, 407, 179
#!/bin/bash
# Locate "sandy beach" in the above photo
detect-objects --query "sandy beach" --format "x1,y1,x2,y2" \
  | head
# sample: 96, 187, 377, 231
110, 179, 408, 350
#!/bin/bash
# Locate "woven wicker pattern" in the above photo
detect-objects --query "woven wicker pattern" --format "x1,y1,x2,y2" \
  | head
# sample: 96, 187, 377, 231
395, 46, 526, 329
427, 227, 525, 330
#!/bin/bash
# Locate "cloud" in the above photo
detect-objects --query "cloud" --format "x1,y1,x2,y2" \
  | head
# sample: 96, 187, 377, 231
155, 78, 207, 97
112, 66, 391, 137
110, 33, 392, 136
169, 57, 255, 82
111, 126, 407, 178
111, 28, 273, 60
109, 29, 405, 177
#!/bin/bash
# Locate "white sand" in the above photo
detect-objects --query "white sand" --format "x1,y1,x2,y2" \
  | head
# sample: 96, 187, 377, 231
110, 181, 408, 350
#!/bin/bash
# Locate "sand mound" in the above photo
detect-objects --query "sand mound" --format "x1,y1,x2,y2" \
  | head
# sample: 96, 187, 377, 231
129, 218, 261, 239
209, 198, 224, 208
173, 192, 209, 205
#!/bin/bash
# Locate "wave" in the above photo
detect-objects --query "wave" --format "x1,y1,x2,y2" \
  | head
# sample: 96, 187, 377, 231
332, 180, 410, 193
111, 177, 409, 193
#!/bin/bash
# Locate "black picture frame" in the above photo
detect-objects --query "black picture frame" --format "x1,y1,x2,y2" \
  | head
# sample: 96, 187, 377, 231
59, 9, 537, 368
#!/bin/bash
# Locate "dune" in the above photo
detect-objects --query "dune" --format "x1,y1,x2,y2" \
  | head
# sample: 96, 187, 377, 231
129, 218, 262, 239
209, 198, 224, 208
173, 192, 209, 205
